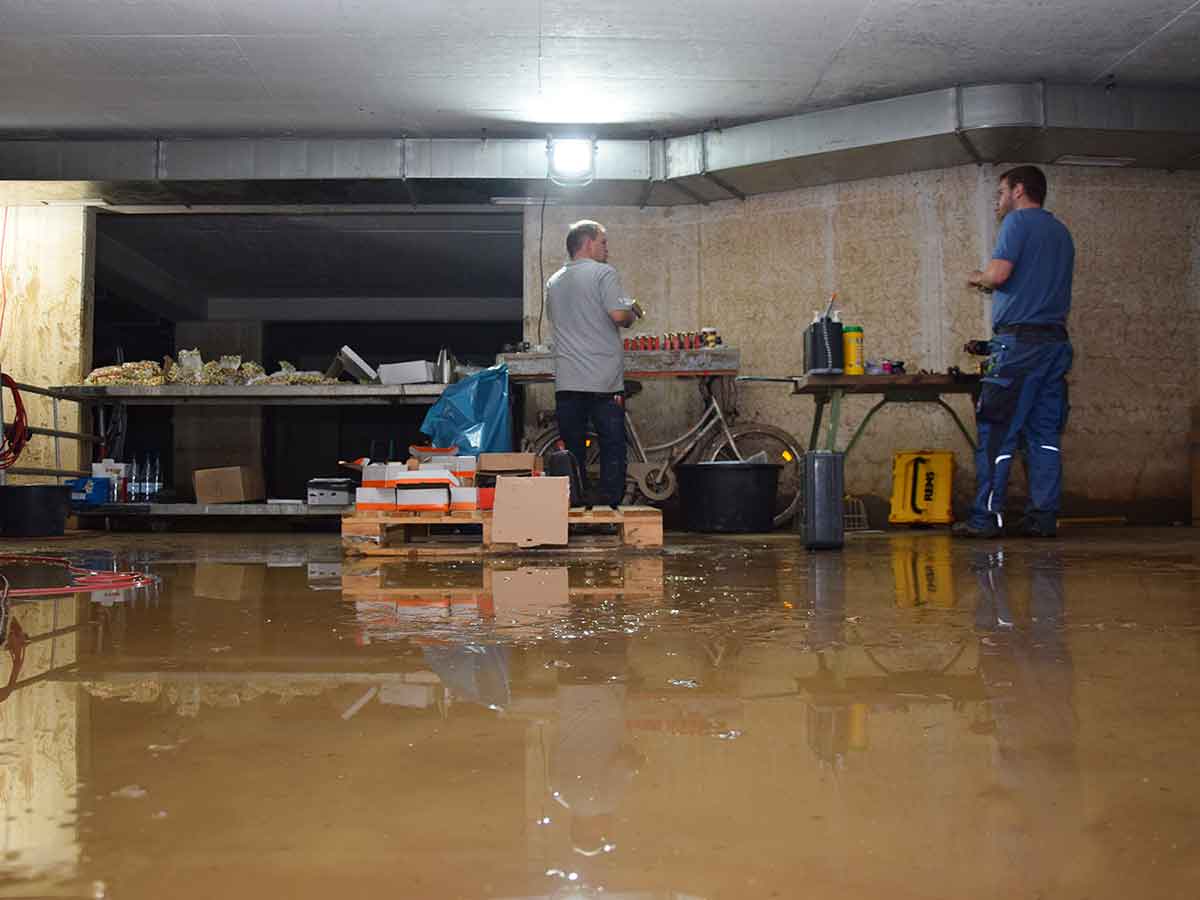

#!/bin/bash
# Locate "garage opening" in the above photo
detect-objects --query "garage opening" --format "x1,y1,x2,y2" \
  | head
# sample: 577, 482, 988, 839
90, 210, 523, 502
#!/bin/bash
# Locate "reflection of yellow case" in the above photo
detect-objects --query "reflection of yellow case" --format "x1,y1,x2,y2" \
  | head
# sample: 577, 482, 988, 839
891, 535, 957, 608
888, 451, 954, 525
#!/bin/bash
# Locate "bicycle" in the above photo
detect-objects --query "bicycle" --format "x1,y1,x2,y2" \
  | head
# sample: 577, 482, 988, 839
526, 377, 804, 528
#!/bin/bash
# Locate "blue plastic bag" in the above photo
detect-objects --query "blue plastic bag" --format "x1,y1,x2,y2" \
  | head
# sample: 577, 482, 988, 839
419, 363, 513, 455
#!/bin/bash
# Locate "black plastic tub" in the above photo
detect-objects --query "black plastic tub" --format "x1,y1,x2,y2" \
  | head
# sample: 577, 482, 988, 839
0, 484, 72, 537
676, 462, 781, 533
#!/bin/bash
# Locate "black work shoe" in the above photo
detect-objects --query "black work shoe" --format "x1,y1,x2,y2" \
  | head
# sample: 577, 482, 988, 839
1015, 517, 1057, 538
951, 521, 1002, 539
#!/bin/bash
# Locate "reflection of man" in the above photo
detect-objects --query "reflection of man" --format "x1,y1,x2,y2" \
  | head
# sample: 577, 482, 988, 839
958, 166, 1075, 538
548, 623, 639, 856
546, 220, 642, 508
972, 549, 1086, 892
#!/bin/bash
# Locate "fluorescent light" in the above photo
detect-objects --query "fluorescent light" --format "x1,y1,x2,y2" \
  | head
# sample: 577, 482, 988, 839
44, 198, 110, 207
1052, 154, 1135, 167
548, 138, 595, 185
490, 196, 556, 206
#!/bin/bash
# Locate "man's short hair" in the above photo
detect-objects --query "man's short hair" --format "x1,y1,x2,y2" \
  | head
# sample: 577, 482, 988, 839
1000, 166, 1047, 206
566, 220, 604, 258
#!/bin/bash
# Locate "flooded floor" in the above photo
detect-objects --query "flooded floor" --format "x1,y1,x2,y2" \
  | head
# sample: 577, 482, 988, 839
1, 528, 1198, 898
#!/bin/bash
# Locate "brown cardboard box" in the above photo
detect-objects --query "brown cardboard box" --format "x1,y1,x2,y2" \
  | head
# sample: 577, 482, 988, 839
193, 465, 266, 504
478, 452, 538, 473
491, 475, 569, 547
193, 563, 268, 602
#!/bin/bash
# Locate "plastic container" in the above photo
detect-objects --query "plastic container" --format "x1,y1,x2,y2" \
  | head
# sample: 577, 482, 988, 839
676, 462, 780, 533
0, 484, 71, 537
804, 316, 844, 374
843, 325, 864, 375
804, 451, 845, 549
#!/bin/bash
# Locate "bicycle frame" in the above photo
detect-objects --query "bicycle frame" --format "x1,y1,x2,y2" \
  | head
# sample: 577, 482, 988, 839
624, 382, 744, 472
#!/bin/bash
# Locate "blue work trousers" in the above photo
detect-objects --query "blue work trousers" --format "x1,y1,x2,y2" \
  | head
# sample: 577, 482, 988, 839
555, 391, 627, 507
970, 336, 1073, 531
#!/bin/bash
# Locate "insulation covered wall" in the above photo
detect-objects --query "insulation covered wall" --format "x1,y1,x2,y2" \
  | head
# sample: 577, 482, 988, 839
0, 206, 94, 482
524, 165, 1200, 517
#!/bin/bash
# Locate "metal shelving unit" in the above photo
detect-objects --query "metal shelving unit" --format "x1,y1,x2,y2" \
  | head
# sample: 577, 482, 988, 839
51, 383, 447, 406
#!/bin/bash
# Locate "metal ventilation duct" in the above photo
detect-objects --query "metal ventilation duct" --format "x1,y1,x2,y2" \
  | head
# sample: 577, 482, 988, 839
1, 83, 1197, 207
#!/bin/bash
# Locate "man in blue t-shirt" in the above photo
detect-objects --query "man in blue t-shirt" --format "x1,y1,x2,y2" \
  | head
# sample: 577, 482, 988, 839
956, 166, 1075, 538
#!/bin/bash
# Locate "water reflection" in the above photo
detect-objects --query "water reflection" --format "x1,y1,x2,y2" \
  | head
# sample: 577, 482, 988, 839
0, 534, 1196, 897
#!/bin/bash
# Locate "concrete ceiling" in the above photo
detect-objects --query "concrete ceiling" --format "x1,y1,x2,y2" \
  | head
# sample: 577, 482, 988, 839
1, 0, 1198, 139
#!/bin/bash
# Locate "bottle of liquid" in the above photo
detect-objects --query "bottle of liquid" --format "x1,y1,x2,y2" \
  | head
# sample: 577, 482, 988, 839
149, 451, 162, 502
843, 325, 865, 375
130, 456, 142, 502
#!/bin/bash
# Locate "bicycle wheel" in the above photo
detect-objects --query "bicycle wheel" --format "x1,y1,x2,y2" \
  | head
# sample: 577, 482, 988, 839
527, 427, 638, 504
700, 423, 804, 528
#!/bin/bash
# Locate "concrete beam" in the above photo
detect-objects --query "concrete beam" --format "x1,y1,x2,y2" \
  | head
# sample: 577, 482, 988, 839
96, 233, 208, 321
207, 296, 522, 322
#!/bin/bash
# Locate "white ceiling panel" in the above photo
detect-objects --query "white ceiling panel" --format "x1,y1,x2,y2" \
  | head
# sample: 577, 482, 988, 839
0, 0, 1196, 138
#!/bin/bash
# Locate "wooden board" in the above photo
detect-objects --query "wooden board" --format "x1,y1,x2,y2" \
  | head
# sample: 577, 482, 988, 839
341, 506, 663, 557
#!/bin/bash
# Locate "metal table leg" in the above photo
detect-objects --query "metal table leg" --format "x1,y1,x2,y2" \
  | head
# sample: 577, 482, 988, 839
843, 398, 889, 457
808, 395, 826, 452
935, 398, 978, 451
824, 389, 844, 452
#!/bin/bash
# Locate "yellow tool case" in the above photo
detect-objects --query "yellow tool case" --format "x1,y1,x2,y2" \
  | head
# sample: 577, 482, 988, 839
888, 451, 954, 525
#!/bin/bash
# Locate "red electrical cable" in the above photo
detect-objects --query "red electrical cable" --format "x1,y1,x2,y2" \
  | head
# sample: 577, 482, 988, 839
0, 373, 29, 468
0, 555, 156, 597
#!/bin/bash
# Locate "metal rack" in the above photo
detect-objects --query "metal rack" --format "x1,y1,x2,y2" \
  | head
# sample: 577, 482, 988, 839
51, 383, 447, 406
0, 368, 98, 485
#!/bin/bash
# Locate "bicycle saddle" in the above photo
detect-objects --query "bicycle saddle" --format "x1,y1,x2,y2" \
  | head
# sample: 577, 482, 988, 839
623, 379, 643, 398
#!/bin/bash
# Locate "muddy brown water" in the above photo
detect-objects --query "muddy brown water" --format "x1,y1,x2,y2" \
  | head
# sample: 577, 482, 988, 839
1, 529, 1198, 898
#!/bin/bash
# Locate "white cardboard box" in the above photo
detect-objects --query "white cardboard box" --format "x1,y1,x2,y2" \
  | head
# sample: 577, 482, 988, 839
450, 487, 478, 511
379, 360, 437, 385
394, 487, 450, 511
355, 487, 396, 511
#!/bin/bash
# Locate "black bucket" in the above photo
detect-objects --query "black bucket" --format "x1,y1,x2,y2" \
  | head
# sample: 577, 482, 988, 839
0, 484, 72, 537
676, 463, 780, 533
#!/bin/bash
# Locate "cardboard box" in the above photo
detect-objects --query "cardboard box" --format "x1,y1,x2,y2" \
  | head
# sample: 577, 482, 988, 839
194, 563, 268, 602
194, 465, 266, 504
393, 469, 459, 487
409, 445, 458, 459
67, 476, 111, 505
356, 487, 397, 511
379, 360, 437, 385
307, 478, 354, 506
395, 487, 450, 512
450, 487, 478, 511
92, 459, 129, 480
478, 452, 538, 473
491, 475, 569, 547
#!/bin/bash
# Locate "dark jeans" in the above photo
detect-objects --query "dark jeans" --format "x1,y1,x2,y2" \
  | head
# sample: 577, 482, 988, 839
555, 390, 627, 507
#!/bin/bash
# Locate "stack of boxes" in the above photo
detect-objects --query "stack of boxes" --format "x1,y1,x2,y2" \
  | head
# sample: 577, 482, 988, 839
354, 445, 480, 513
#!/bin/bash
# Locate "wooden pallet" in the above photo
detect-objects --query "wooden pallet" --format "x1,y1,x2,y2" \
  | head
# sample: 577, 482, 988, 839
342, 506, 663, 557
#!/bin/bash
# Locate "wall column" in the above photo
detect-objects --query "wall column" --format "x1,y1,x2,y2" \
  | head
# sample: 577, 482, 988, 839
0, 206, 95, 482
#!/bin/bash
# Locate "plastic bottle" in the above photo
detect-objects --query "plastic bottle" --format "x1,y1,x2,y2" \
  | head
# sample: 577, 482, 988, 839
149, 451, 162, 501
130, 456, 142, 502
843, 325, 865, 375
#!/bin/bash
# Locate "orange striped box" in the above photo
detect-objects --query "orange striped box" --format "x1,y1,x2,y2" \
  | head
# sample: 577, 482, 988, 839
355, 487, 397, 511
394, 487, 450, 512
449, 487, 478, 511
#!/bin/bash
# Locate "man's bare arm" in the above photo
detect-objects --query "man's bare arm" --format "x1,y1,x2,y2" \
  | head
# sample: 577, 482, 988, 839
967, 259, 1014, 291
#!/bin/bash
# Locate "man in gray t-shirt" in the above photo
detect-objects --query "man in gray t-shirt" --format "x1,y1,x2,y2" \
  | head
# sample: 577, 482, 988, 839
545, 220, 641, 507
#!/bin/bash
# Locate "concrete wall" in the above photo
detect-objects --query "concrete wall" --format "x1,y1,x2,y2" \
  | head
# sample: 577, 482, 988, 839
524, 165, 1200, 519
0, 206, 95, 482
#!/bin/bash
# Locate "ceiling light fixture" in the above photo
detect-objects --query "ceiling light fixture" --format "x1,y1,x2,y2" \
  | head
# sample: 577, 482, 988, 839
1052, 154, 1136, 167
547, 138, 595, 187
490, 196, 556, 206
43, 198, 110, 207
